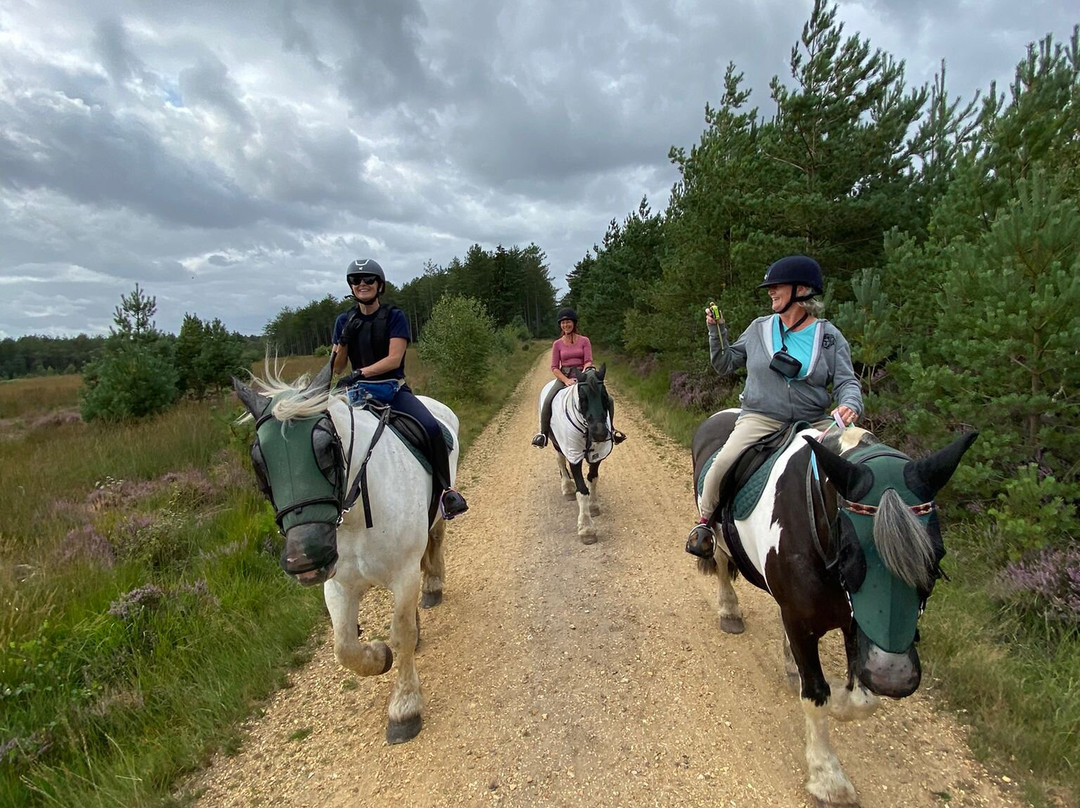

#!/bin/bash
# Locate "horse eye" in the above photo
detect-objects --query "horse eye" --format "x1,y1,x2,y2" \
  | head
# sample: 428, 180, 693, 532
312, 423, 341, 485
250, 442, 274, 503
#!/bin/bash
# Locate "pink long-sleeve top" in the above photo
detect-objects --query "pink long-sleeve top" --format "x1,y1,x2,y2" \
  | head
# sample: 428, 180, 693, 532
551, 335, 593, 372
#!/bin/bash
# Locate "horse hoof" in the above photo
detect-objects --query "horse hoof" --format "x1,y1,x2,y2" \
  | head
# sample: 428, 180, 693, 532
375, 641, 393, 674
579, 532, 597, 545
386, 713, 422, 744
719, 615, 745, 634
420, 590, 443, 610
589, 505, 600, 516
563, 492, 576, 501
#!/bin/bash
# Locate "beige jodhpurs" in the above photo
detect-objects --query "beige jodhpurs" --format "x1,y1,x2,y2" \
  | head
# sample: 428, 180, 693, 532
697, 412, 832, 520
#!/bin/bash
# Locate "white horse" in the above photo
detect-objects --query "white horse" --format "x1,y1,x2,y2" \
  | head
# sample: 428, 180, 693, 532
233, 362, 456, 743
537, 365, 614, 543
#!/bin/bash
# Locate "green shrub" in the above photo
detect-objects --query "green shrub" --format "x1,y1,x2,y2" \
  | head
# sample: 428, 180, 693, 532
416, 295, 495, 399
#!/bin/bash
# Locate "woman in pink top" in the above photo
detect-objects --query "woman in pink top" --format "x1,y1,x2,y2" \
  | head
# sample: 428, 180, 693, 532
533, 308, 597, 447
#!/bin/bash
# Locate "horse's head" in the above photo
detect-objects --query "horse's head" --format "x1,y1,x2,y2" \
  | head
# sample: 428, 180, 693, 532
234, 362, 345, 587
576, 364, 611, 444
806, 431, 978, 698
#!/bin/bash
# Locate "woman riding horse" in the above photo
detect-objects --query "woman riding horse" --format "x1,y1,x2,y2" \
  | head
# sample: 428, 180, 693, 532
686, 255, 862, 557
533, 307, 622, 448
332, 258, 467, 520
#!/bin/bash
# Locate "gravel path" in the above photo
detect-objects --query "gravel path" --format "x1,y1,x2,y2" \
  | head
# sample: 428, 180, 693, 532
184, 354, 1025, 808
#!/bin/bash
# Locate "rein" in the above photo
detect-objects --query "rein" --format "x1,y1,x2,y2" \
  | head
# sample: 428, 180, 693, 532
342, 401, 393, 529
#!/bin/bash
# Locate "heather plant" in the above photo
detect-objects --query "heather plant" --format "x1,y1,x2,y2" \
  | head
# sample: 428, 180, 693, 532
996, 545, 1080, 635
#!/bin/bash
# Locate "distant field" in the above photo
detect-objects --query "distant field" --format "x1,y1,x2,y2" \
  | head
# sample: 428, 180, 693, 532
0, 374, 82, 419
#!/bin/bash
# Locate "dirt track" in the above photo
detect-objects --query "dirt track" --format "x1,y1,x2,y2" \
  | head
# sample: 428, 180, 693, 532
185, 354, 1026, 808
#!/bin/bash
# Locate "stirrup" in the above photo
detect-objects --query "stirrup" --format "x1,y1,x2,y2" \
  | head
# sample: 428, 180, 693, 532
685, 523, 715, 559
531, 433, 548, 448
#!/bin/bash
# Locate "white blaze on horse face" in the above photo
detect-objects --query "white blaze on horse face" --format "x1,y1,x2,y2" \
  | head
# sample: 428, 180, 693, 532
735, 427, 821, 591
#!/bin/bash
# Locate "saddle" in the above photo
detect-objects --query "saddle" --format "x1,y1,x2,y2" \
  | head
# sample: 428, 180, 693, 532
338, 378, 455, 527
698, 420, 811, 591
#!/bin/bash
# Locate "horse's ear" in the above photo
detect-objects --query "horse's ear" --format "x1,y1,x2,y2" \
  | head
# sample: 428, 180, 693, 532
804, 437, 873, 501
905, 431, 979, 500
233, 377, 271, 418
302, 359, 334, 397
597, 363, 606, 381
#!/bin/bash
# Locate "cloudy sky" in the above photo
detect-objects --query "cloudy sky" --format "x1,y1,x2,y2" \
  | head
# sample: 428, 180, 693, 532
1, 1, 1075, 338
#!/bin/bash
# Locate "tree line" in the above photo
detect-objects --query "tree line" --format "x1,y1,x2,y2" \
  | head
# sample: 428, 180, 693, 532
262, 243, 559, 356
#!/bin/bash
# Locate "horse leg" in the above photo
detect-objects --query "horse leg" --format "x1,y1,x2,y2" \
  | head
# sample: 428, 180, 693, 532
782, 631, 800, 692
556, 454, 575, 499
785, 623, 858, 806
385, 570, 424, 744
324, 578, 394, 678
714, 555, 744, 634
586, 461, 601, 516
828, 626, 879, 722
569, 460, 596, 543
420, 519, 445, 609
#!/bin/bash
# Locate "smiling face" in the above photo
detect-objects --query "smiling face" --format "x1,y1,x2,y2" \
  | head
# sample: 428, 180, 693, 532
559, 318, 575, 335
348, 273, 381, 303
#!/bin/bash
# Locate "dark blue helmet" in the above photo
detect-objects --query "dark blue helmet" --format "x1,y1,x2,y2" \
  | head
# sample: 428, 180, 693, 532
556, 307, 578, 324
758, 255, 823, 295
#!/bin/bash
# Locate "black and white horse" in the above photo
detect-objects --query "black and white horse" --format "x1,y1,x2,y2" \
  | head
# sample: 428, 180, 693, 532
233, 362, 457, 744
538, 365, 615, 543
693, 409, 976, 805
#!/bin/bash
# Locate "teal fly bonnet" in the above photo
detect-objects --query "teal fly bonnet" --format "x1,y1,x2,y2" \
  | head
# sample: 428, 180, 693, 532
832, 446, 937, 654
251, 393, 345, 533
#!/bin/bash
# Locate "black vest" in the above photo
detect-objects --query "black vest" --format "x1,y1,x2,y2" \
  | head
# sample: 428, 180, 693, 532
342, 305, 404, 381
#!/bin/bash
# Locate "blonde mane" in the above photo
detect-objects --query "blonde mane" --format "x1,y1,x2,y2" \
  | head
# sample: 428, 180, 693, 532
243, 359, 344, 422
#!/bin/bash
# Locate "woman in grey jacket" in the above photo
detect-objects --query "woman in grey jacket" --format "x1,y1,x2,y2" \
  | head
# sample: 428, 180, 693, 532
686, 255, 863, 558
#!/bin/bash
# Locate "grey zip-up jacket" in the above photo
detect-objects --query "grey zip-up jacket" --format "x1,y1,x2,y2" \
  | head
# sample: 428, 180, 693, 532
709, 315, 863, 423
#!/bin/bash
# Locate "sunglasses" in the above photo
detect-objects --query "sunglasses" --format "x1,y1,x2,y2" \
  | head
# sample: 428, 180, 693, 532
348, 274, 380, 286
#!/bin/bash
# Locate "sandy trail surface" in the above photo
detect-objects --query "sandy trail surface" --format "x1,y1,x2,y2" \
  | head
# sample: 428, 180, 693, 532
185, 354, 1024, 808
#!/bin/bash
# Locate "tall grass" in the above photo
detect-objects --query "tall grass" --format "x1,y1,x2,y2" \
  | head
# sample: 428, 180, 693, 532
0, 375, 83, 419
603, 350, 1079, 808
0, 342, 541, 808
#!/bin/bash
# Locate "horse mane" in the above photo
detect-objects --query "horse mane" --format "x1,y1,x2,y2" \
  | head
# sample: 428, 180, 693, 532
248, 361, 344, 422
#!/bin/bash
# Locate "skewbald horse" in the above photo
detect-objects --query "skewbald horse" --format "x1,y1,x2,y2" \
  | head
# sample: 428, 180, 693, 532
538, 365, 615, 543
693, 409, 977, 805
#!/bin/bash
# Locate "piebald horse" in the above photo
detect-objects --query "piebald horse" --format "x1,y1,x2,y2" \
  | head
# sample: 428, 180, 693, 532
693, 409, 976, 805
538, 365, 615, 543
233, 362, 458, 744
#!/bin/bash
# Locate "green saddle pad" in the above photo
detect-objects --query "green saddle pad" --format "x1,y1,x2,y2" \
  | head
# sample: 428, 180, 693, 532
388, 422, 455, 476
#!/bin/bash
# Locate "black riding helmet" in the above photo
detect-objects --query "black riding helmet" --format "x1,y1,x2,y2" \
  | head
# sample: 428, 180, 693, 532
346, 258, 385, 295
758, 255, 823, 313
556, 307, 578, 324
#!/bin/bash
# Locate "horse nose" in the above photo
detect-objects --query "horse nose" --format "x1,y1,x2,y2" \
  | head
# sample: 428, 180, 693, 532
281, 522, 339, 586
855, 624, 921, 698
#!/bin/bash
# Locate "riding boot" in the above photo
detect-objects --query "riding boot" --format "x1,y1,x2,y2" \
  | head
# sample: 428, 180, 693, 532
685, 520, 715, 558
531, 432, 548, 448
439, 487, 468, 520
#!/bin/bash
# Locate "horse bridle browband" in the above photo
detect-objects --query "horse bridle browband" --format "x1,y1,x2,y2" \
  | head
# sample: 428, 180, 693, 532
839, 498, 935, 517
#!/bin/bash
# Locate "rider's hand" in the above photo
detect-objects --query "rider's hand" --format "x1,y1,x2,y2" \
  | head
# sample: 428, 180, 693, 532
832, 406, 858, 427
705, 307, 717, 326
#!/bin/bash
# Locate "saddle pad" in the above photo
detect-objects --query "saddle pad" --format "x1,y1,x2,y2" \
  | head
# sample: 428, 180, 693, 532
695, 446, 785, 520
388, 421, 455, 475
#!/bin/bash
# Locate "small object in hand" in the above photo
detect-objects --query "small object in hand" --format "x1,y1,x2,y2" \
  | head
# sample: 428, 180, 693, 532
709, 301, 723, 322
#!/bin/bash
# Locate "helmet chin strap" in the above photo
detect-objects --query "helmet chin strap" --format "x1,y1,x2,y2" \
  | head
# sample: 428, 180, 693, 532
778, 283, 815, 313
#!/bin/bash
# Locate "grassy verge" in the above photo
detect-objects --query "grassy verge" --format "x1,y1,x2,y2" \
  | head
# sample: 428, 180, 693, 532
603, 351, 1079, 808
0, 341, 543, 808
